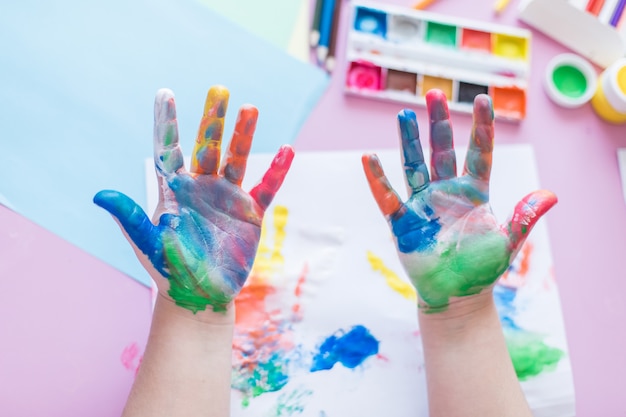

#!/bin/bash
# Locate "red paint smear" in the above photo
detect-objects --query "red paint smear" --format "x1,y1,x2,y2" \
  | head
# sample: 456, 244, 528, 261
376, 353, 390, 362
232, 265, 310, 370
292, 263, 309, 317
500, 242, 534, 286
121, 342, 143, 375
235, 273, 277, 328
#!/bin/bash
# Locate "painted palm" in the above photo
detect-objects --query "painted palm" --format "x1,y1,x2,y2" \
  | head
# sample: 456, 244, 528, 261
362, 90, 557, 313
94, 86, 294, 313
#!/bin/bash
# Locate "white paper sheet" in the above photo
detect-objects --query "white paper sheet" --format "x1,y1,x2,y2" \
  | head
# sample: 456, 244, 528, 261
146, 144, 575, 416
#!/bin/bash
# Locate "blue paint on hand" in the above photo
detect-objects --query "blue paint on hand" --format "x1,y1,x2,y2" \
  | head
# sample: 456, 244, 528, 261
391, 209, 441, 253
311, 325, 379, 372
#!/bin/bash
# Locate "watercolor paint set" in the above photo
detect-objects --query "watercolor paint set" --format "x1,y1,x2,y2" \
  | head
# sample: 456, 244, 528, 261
344, 1, 533, 121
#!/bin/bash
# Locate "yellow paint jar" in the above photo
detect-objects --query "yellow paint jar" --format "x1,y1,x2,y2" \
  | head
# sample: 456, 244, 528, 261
591, 58, 626, 124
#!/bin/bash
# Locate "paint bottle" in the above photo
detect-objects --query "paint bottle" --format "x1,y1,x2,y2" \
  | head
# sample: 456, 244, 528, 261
544, 53, 597, 108
591, 58, 626, 124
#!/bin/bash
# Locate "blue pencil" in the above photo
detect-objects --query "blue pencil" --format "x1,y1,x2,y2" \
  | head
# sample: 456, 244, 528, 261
610, 0, 626, 26
316, 0, 336, 64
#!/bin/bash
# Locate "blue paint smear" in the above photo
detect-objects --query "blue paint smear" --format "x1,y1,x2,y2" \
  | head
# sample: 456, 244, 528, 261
494, 284, 521, 331
391, 209, 441, 253
311, 325, 379, 372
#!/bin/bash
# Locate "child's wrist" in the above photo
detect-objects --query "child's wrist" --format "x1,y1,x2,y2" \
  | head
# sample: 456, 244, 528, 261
154, 292, 236, 326
418, 291, 497, 336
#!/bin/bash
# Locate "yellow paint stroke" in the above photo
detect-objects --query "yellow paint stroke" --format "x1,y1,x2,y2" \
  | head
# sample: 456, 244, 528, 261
367, 251, 417, 302
252, 205, 289, 280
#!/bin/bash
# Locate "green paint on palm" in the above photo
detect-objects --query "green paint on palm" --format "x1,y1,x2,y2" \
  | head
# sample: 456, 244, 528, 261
415, 233, 509, 312
163, 236, 231, 313
505, 331, 564, 380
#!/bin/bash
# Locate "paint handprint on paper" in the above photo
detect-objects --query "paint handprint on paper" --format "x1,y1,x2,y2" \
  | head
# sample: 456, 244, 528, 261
231, 206, 381, 413
232, 205, 307, 406
369, 239, 564, 380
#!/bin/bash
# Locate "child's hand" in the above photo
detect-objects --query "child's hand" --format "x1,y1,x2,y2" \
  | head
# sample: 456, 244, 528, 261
362, 90, 556, 314
95, 86, 294, 314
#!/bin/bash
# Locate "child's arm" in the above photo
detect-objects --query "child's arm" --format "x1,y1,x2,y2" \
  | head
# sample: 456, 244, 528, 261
94, 86, 294, 417
362, 90, 557, 417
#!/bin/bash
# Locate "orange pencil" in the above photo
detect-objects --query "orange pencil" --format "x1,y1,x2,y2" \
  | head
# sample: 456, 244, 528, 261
413, 0, 438, 10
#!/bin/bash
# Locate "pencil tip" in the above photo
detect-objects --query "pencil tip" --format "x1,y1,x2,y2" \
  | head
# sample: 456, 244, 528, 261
309, 31, 320, 48
317, 46, 328, 64
325, 56, 335, 72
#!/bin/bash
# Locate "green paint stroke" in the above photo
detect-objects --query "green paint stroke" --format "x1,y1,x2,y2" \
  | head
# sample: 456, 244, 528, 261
232, 354, 290, 407
163, 233, 231, 313
270, 388, 313, 416
505, 330, 564, 380
416, 233, 509, 312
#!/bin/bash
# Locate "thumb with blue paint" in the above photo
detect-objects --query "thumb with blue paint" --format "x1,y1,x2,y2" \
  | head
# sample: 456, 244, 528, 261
93, 190, 168, 276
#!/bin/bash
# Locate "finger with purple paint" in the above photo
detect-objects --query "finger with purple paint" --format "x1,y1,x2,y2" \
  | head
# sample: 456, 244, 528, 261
94, 86, 294, 314
362, 89, 557, 314
427, 93, 456, 181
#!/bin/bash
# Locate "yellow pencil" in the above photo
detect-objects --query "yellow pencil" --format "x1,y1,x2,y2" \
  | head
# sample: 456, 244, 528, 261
493, 0, 512, 14
413, 0, 438, 10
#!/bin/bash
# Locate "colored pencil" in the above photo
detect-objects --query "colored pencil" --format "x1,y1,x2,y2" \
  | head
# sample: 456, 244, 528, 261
413, 0, 437, 10
325, 0, 342, 72
310, 0, 325, 48
618, 3, 626, 25
585, 0, 605, 15
598, 0, 619, 22
609, 0, 626, 25
316, 0, 336, 64
493, 0, 512, 14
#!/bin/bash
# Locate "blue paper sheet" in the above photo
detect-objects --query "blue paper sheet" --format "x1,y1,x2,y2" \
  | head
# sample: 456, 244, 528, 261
0, 0, 329, 287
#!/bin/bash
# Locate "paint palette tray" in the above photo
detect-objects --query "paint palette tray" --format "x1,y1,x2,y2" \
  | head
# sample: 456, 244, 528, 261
345, 1, 532, 122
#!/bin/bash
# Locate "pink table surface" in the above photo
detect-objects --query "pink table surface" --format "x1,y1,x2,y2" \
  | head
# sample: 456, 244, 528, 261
0, 205, 152, 417
296, 0, 626, 416
1, 0, 624, 416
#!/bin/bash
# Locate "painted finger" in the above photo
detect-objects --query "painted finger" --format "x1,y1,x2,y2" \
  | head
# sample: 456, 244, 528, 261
153, 89, 184, 178
93, 190, 162, 263
426, 89, 457, 181
361, 153, 404, 217
249, 145, 295, 211
398, 109, 430, 194
463, 94, 494, 182
503, 189, 558, 257
219, 105, 258, 186
191, 86, 230, 175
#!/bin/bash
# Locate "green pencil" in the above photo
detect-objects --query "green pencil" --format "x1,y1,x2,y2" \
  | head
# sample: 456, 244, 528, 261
310, 0, 325, 47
